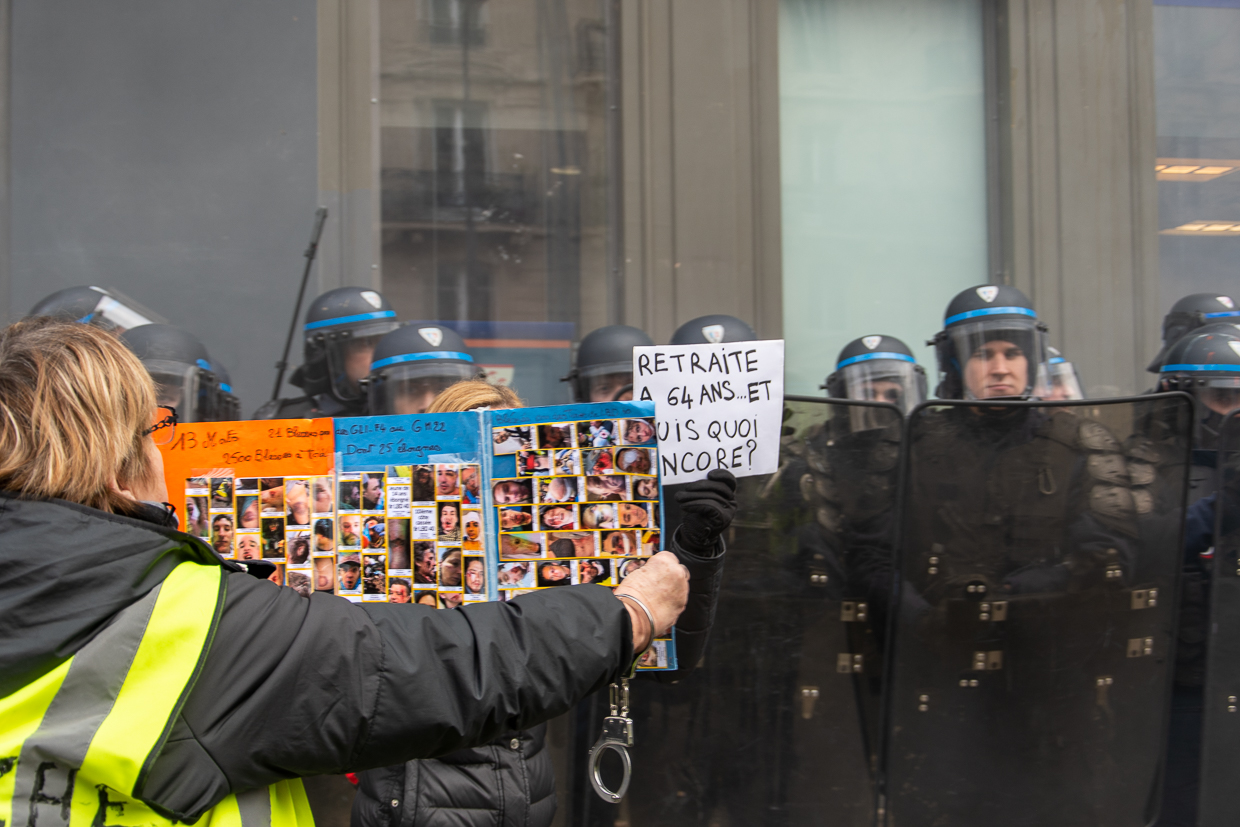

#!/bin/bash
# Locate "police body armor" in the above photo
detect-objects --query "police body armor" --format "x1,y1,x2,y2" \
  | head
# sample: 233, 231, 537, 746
885, 395, 1192, 827
563, 397, 901, 827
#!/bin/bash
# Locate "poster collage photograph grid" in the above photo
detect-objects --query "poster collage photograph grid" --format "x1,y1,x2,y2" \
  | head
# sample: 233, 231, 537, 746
490, 415, 671, 668
186, 475, 337, 599
179, 411, 672, 667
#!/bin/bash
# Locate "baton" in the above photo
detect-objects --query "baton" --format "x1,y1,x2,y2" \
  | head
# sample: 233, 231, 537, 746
271, 207, 329, 402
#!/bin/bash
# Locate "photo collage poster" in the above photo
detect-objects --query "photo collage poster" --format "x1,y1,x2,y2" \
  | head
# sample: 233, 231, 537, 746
489, 402, 675, 670
159, 419, 336, 595
162, 408, 674, 669
334, 412, 488, 608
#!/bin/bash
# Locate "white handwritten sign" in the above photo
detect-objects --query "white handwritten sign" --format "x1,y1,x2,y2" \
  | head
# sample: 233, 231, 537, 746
411, 507, 437, 540
632, 340, 784, 484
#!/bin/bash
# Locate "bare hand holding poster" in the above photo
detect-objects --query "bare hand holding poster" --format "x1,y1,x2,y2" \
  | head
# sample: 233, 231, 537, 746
632, 340, 785, 483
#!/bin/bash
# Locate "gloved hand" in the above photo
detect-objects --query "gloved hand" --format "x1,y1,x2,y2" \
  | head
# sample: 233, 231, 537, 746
674, 469, 738, 554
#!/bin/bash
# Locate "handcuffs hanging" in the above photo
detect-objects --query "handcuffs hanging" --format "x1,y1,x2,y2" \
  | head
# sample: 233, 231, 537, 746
588, 591, 654, 803
588, 675, 635, 803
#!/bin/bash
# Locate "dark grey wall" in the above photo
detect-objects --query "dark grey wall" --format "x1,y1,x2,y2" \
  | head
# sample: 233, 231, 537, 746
8, 0, 318, 414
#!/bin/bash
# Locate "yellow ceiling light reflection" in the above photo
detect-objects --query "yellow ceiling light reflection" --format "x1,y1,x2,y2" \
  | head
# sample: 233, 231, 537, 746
1156, 158, 1240, 182
1161, 221, 1240, 236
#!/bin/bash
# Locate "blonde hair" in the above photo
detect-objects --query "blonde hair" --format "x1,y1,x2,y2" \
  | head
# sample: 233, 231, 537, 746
0, 318, 158, 513
426, 380, 524, 413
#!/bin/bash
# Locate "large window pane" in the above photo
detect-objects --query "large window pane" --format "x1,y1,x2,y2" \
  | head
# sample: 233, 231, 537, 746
379, 0, 610, 405
779, 0, 988, 396
1154, 1, 1240, 310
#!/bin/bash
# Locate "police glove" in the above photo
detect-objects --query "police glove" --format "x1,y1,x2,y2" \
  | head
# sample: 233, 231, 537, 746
674, 469, 738, 555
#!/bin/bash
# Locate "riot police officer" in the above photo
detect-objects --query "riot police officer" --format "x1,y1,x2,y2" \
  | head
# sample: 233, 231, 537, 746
255, 287, 400, 419
885, 285, 1151, 824
824, 334, 927, 413
1147, 292, 1240, 373
669, 314, 756, 345
120, 324, 221, 422
363, 324, 481, 415
214, 363, 242, 420
1154, 326, 1240, 826
562, 324, 653, 403
28, 285, 162, 333
1039, 346, 1085, 400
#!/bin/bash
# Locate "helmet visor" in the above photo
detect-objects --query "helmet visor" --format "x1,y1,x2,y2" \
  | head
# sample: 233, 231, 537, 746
946, 318, 1045, 400
1035, 360, 1085, 401
838, 357, 926, 414
325, 334, 391, 402
82, 290, 164, 333
579, 362, 634, 403
369, 360, 479, 415
145, 360, 215, 422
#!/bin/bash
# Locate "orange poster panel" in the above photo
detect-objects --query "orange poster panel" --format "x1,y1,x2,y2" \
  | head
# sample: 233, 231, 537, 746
160, 419, 334, 558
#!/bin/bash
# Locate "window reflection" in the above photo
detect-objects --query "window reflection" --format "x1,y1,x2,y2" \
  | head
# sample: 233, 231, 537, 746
380, 0, 609, 403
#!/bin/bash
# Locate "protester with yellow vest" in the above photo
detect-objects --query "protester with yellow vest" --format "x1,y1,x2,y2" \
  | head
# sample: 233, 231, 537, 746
0, 318, 690, 827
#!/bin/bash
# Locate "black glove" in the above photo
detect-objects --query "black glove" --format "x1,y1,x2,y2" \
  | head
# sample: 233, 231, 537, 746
674, 469, 738, 554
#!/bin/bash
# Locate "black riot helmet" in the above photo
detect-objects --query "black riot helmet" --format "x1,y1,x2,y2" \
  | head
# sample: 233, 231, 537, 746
930, 284, 1048, 400
1036, 346, 1085, 400
213, 363, 242, 420
120, 324, 219, 422
670, 314, 757, 345
563, 325, 654, 403
824, 334, 927, 414
1147, 293, 1240, 373
29, 285, 164, 333
364, 324, 480, 415
297, 288, 401, 404
1159, 326, 1240, 448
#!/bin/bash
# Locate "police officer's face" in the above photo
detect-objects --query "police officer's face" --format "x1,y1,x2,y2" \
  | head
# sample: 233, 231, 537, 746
861, 379, 905, 406
1203, 387, 1240, 416
343, 338, 377, 385
589, 372, 633, 403
965, 340, 1028, 399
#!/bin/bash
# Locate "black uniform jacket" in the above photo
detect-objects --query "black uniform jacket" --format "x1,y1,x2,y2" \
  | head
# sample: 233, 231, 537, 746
0, 492, 635, 822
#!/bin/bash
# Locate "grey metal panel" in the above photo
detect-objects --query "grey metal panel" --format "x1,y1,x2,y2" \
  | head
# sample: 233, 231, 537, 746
7, 0, 317, 413
1003, 0, 1160, 397
620, 0, 781, 343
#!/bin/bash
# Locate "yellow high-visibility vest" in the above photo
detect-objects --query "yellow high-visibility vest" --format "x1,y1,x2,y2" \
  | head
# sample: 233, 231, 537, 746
0, 561, 314, 827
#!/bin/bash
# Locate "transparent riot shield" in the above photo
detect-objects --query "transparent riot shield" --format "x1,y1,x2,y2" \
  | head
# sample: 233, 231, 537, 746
557, 396, 902, 827
884, 394, 1192, 827
1198, 410, 1240, 827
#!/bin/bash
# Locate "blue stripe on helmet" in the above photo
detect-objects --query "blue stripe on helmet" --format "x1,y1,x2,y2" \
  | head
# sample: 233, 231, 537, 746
371, 351, 474, 370
196, 359, 211, 370
837, 351, 917, 369
304, 310, 397, 331
1048, 356, 1066, 364
1204, 310, 1240, 318
944, 306, 1037, 326
1161, 363, 1240, 373
220, 383, 233, 393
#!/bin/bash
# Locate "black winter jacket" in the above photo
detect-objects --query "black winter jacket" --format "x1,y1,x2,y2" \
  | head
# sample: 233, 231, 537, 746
351, 528, 727, 827
0, 493, 636, 822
